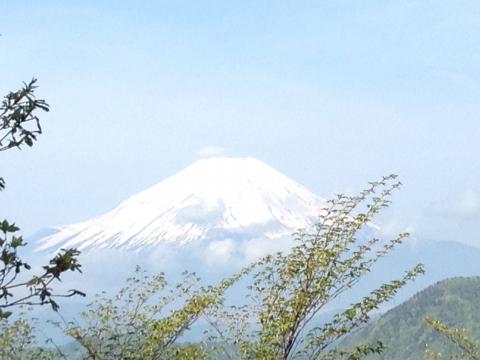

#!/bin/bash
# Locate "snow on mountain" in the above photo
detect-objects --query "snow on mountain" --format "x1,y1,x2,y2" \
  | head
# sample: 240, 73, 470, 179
37, 157, 327, 253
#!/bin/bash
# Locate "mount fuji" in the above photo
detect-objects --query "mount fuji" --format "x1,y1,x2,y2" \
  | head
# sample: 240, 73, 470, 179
37, 157, 328, 256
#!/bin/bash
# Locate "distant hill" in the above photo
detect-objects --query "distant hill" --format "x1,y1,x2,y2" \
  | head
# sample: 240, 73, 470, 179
342, 277, 480, 359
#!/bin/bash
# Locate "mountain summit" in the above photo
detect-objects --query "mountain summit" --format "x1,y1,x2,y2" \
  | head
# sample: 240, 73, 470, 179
37, 157, 327, 252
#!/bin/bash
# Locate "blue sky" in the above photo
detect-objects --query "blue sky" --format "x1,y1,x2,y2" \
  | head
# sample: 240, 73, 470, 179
1, 1, 480, 246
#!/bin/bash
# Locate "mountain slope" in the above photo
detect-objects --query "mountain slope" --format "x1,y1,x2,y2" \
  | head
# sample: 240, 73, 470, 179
341, 277, 480, 359
37, 157, 327, 252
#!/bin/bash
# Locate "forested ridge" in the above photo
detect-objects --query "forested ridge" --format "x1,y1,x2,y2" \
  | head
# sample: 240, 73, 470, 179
342, 277, 480, 359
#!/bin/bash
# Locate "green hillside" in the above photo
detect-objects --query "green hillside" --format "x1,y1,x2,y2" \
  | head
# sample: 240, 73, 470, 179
342, 276, 480, 359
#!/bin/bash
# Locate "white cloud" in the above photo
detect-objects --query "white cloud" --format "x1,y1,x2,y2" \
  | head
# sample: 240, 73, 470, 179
455, 190, 480, 217
428, 190, 480, 221
205, 239, 236, 265
197, 146, 226, 158
192, 235, 295, 269
416, 190, 480, 246
376, 218, 416, 239
242, 236, 294, 264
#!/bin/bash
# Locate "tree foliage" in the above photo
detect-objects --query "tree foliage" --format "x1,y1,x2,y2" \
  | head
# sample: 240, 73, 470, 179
0, 315, 59, 360
205, 175, 424, 359
0, 219, 83, 317
0, 78, 47, 153
425, 318, 480, 360
0, 79, 83, 319
61, 265, 252, 359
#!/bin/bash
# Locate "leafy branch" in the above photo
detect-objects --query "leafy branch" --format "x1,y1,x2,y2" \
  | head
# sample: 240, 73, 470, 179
0, 78, 47, 152
0, 220, 84, 319
0, 79, 84, 318
425, 317, 479, 360
207, 175, 424, 359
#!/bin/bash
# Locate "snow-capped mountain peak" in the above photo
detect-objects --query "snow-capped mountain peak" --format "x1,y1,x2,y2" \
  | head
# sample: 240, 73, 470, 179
37, 157, 327, 252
